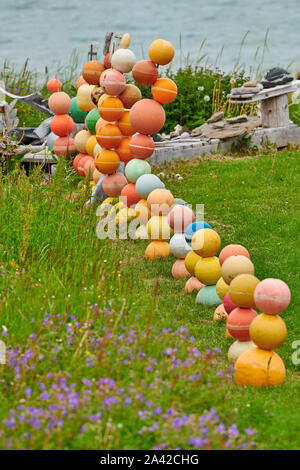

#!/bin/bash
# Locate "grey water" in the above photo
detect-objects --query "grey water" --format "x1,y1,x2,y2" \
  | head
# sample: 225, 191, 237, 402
1, 0, 300, 76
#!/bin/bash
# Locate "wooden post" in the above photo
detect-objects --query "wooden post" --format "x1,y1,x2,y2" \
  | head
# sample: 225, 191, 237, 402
261, 94, 290, 128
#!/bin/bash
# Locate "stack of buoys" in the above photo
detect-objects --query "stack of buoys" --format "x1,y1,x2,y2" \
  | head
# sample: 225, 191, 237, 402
125, 39, 177, 247
184, 222, 211, 293
168, 205, 195, 279
47, 78, 75, 157
191, 229, 222, 307
145, 188, 174, 259
73, 58, 105, 185
234, 278, 290, 386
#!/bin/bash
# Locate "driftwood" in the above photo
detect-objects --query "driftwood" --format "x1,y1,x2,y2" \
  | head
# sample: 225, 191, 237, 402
103, 32, 113, 56
192, 116, 261, 140
0, 85, 53, 116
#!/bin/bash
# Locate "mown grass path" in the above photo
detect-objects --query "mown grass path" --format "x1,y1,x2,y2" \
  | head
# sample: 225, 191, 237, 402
0, 149, 299, 449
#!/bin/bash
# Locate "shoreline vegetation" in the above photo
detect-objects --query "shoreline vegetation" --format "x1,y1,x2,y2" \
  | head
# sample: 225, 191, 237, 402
2, 29, 299, 134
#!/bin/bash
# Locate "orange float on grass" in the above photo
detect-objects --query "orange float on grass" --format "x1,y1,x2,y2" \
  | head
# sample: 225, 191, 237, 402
234, 348, 286, 387
77, 155, 92, 177
73, 153, 87, 172
83, 158, 96, 178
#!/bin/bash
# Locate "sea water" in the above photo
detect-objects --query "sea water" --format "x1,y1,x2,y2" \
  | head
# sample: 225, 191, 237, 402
0, 0, 300, 76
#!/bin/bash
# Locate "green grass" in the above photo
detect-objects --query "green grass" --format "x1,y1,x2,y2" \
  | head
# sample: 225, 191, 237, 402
0, 149, 299, 450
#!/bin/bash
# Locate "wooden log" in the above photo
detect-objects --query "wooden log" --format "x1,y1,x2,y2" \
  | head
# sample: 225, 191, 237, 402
261, 94, 290, 128
103, 32, 113, 56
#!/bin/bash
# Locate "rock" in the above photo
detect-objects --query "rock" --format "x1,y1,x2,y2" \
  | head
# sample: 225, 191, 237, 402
212, 121, 225, 129
226, 115, 248, 124
180, 131, 190, 138
243, 80, 258, 87
207, 111, 224, 124
191, 125, 203, 137
231, 86, 261, 95
262, 67, 293, 88
170, 124, 190, 139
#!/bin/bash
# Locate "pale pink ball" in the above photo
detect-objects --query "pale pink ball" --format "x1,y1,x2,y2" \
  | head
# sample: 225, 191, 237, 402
100, 69, 126, 96
254, 278, 291, 315
168, 205, 195, 233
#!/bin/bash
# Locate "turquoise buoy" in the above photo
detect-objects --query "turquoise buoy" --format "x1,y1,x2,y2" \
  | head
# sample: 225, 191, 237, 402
196, 285, 221, 306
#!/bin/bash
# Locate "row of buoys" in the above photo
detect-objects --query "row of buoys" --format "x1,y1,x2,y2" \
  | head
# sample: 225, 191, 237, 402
49, 35, 291, 389
181, 228, 291, 386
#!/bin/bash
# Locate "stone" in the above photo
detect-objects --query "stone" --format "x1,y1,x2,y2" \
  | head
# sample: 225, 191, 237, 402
207, 111, 224, 124
231, 87, 260, 95
226, 115, 248, 124
170, 124, 190, 139
262, 67, 293, 88
243, 80, 258, 87
212, 121, 225, 129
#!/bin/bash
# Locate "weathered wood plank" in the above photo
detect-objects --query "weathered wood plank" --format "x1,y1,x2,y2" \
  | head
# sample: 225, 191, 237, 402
261, 94, 290, 128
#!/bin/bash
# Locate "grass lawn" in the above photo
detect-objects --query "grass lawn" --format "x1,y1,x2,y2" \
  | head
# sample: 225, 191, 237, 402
0, 148, 299, 450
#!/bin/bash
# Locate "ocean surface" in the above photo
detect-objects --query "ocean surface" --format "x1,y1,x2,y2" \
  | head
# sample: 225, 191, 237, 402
1, 0, 300, 77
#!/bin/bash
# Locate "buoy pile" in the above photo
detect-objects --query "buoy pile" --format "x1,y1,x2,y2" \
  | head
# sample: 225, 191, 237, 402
234, 278, 290, 386
68, 35, 292, 388
46, 79, 75, 157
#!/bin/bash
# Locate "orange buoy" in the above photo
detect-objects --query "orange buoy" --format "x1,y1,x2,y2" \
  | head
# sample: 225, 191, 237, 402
121, 183, 141, 207
118, 111, 135, 136
151, 78, 177, 104
47, 78, 62, 93
48, 92, 71, 115
129, 99, 165, 135
117, 137, 133, 163
99, 96, 124, 122
132, 60, 159, 86
50, 114, 74, 137
129, 134, 155, 159
82, 60, 105, 85
96, 123, 123, 149
53, 136, 76, 156
119, 84, 142, 108
94, 149, 120, 175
